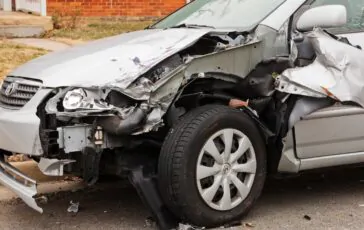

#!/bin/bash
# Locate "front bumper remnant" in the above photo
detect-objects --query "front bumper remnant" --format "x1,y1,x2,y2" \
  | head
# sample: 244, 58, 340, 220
0, 159, 42, 213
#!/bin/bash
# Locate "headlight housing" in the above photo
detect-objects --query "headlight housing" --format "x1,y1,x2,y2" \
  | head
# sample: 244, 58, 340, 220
63, 88, 86, 110
62, 88, 111, 111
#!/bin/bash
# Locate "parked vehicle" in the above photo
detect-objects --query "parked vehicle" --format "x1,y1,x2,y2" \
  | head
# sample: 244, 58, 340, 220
0, 0, 364, 228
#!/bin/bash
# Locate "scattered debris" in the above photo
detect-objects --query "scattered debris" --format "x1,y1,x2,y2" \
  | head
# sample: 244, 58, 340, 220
7, 154, 31, 162
36, 195, 48, 204
243, 222, 255, 228
67, 201, 80, 213
303, 215, 312, 221
177, 223, 202, 230
177, 223, 246, 230
63, 176, 82, 182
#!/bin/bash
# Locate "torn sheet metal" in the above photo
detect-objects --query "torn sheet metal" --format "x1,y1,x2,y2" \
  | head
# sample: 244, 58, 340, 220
277, 28, 364, 106
276, 75, 327, 98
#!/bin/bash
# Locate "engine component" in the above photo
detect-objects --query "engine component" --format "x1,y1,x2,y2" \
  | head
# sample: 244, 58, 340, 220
98, 106, 148, 135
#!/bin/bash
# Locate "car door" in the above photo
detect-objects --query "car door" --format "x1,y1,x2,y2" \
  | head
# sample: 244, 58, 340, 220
292, 0, 364, 160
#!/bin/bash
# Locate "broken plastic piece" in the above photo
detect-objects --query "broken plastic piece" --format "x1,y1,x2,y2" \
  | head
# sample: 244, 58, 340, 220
38, 158, 76, 176
0, 158, 42, 213
36, 195, 48, 204
67, 201, 80, 213
244, 222, 255, 228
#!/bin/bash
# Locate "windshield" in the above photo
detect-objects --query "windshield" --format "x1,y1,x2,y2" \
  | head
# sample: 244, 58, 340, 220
152, 0, 286, 30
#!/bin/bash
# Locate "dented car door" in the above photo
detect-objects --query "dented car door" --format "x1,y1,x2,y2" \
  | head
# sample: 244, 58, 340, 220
293, 0, 364, 159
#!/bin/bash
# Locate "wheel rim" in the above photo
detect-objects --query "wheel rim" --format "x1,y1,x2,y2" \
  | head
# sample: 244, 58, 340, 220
196, 128, 257, 211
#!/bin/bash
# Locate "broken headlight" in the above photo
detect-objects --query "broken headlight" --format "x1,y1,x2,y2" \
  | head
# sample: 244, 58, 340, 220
62, 88, 111, 111
63, 88, 86, 110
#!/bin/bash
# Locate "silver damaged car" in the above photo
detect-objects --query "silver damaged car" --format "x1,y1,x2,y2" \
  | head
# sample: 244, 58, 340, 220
1, 0, 364, 228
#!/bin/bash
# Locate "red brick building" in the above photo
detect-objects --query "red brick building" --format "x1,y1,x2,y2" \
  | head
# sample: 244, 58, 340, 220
48, 0, 185, 17
5, 0, 186, 17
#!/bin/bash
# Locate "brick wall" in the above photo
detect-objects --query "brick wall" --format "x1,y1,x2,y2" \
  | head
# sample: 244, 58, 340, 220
47, 0, 186, 18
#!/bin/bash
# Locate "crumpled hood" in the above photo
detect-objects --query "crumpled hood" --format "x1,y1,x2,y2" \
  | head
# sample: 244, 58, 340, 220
10, 28, 211, 89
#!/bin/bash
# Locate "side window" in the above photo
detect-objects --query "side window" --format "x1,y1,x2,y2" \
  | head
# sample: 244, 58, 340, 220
312, 0, 364, 33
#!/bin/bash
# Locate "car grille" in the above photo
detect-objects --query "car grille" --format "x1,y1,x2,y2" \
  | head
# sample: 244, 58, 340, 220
0, 76, 42, 110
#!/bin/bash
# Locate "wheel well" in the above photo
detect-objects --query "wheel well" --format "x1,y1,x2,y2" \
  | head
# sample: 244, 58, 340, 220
165, 63, 293, 174
175, 78, 239, 109
165, 78, 279, 173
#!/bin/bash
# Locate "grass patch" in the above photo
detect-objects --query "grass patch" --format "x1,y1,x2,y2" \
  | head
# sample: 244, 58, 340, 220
44, 20, 154, 41
0, 41, 48, 80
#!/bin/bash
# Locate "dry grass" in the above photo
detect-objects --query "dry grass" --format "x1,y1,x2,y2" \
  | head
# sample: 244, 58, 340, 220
0, 40, 48, 80
43, 20, 154, 41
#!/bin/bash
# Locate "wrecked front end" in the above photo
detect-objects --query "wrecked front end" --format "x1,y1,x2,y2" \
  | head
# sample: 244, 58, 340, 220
1, 23, 362, 218
0, 29, 265, 213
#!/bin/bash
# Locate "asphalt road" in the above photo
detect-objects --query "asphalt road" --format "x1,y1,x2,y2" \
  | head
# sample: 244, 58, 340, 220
0, 167, 363, 230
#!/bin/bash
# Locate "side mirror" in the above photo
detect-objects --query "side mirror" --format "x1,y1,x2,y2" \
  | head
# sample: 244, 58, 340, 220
296, 5, 347, 32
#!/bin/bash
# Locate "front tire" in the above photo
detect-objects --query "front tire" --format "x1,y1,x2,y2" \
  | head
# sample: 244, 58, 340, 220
158, 105, 267, 227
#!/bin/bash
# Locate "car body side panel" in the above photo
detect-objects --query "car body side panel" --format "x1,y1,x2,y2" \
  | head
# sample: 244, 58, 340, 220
255, 23, 290, 59
294, 105, 364, 159
184, 40, 264, 78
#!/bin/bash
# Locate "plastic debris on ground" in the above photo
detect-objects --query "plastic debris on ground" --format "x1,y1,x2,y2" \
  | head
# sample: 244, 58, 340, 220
177, 223, 245, 230
36, 195, 48, 204
243, 222, 255, 228
67, 200, 80, 213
